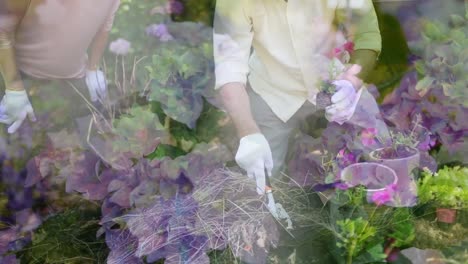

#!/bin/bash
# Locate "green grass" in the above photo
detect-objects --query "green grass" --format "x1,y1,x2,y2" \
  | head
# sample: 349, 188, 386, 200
16, 208, 108, 264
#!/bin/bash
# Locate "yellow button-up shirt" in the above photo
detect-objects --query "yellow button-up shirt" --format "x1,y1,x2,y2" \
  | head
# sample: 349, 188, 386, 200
214, 0, 381, 122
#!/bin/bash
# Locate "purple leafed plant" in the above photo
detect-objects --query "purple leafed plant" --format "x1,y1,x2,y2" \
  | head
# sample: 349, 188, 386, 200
65, 151, 114, 201
107, 158, 162, 208
0, 228, 19, 256
122, 193, 208, 263
381, 70, 467, 158
105, 229, 142, 264
0, 121, 35, 160
109, 161, 278, 264
24, 146, 71, 188
0, 254, 19, 264
78, 106, 167, 171
179, 143, 232, 187
287, 134, 327, 187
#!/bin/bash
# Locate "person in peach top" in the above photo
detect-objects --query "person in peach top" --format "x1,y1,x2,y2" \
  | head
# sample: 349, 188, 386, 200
0, 0, 120, 133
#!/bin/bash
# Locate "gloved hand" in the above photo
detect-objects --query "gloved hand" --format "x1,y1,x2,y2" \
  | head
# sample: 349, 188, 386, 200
0, 90, 36, 133
325, 79, 361, 124
85, 70, 107, 102
338, 64, 363, 90
235, 133, 274, 195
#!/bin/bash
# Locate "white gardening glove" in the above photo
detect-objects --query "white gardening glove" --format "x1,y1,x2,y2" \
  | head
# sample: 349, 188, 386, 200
235, 133, 274, 195
85, 70, 107, 102
325, 79, 361, 124
0, 90, 36, 133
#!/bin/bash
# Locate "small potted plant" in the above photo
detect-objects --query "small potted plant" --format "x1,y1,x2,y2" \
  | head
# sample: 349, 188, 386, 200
316, 80, 338, 109
314, 32, 354, 110
368, 137, 420, 207
418, 166, 468, 224
367, 116, 431, 206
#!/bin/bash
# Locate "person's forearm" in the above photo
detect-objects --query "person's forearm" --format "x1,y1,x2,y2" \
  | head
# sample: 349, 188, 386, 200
87, 30, 110, 71
1, 0, 31, 92
349, 49, 378, 81
0, 33, 24, 91
219, 82, 260, 138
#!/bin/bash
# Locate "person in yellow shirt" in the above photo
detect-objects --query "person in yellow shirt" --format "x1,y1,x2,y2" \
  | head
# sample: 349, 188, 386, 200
0, 0, 120, 133
214, 0, 381, 195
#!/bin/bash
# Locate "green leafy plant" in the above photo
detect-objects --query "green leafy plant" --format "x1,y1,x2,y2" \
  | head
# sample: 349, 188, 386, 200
384, 208, 416, 258
144, 22, 215, 128
329, 183, 418, 263
413, 14, 468, 107
418, 166, 468, 208
335, 217, 386, 264
112, 105, 168, 156
336, 185, 367, 208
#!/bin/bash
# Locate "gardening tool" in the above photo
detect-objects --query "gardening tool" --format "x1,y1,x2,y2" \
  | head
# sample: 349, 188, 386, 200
264, 168, 294, 231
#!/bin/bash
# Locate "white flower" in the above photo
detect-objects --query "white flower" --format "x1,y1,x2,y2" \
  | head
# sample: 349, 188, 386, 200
109, 38, 131, 55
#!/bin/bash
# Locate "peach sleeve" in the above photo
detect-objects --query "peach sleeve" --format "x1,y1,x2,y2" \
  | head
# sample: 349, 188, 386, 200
0, 0, 28, 34
101, 0, 120, 32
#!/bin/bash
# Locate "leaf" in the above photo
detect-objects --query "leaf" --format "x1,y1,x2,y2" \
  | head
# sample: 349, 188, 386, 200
112, 106, 167, 158
415, 76, 435, 97
287, 134, 326, 187
424, 22, 443, 40
449, 29, 466, 45
386, 210, 415, 248
15, 209, 42, 233
366, 244, 387, 262
433, 45, 453, 61
144, 30, 214, 128
105, 229, 142, 264
414, 60, 426, 75
108, 180, 133, 208
441, 82, 453, 97
149, 82, 204, 129
178, 50, 202, 79
129, 180, 159, 208
0, 228, 19, 255
451, 62, 465, 79
64, 152, 114, 200
46, 130, 82, 149
449, 14, 466, 27
150, 54, 174, 84
124, 194, 203, 262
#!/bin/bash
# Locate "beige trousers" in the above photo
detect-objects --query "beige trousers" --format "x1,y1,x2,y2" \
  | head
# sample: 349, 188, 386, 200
247, 87, 320, 176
